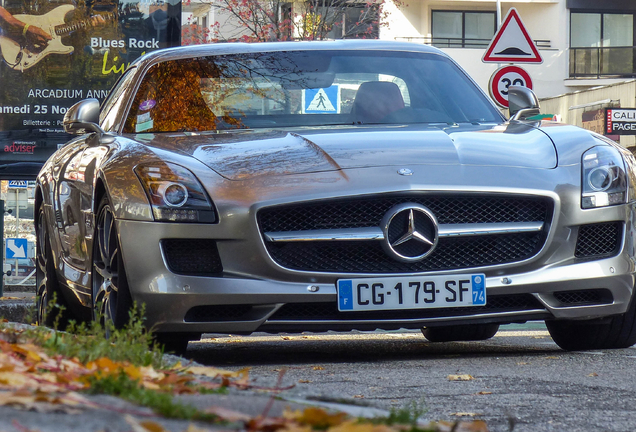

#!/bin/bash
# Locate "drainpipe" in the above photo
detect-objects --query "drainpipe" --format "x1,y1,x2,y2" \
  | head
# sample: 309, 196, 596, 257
496, 0, 502, 27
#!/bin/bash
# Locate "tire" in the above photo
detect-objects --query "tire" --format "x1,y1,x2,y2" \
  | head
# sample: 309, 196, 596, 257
35, 207, 72, 329
422, 323, 500, 342
546, 296, 636, 351
92, 196, 133, 331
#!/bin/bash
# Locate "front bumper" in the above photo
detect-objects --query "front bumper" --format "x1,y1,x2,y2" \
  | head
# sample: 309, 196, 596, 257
117, 216, 636, 334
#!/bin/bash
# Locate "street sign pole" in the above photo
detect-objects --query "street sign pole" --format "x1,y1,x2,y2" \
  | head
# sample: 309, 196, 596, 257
0, 200, 4, 298
14, 189, 19, 277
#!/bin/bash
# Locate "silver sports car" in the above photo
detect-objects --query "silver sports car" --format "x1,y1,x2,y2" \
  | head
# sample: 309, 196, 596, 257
35, 40, 636, 352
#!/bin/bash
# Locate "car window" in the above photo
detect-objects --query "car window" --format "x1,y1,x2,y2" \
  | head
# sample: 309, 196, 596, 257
122, 51, 502, 133
100, 67, 138, 132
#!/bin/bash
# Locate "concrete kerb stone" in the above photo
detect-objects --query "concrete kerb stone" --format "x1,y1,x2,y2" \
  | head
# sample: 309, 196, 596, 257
0, 297, 35, 324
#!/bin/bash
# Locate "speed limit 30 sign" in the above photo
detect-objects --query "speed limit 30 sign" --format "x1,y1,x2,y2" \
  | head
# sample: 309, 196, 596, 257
488, 65, 533, 108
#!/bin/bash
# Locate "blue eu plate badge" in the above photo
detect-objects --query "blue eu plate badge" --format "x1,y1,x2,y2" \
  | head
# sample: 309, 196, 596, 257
472, 275, 486, 305
338, 280, 353, 310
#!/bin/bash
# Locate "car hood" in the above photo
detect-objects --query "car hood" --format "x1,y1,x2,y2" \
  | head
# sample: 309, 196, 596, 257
134, 122, 557, 180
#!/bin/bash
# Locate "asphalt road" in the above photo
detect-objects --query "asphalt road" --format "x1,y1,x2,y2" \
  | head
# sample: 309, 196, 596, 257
188, 323, 636, 432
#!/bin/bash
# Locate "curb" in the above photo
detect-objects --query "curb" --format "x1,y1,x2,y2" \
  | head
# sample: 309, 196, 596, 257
0, 298, 35, 324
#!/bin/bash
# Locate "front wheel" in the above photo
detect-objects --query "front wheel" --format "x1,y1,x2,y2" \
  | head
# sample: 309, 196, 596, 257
546, 296, 636, 351
35, 207, 72, 329
422, 323, 500, 342
92, 196, 133, 330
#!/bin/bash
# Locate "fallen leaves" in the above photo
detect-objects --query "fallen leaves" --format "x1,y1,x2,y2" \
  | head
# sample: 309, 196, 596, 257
450, 412, 482, 418
447, 374, 474, 381
0, 330, 252, 416
0, 325, 492, 432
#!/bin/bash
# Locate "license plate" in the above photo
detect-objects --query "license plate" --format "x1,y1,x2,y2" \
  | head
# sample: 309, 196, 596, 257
337, 274, 486, 311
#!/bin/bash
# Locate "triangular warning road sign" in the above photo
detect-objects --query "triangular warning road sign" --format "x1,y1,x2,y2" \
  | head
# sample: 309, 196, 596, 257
307, 89, 336, 111
482, 8, 543, 64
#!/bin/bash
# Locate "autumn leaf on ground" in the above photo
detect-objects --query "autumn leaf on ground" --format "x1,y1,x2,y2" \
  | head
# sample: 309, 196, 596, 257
205, 406, 252, 422
447, 374, 474, 381
285, 407, 347, 428
125, 414, 169, 432
328, 421, 394, 432
312, 366, 324, 371
450, 412, 482, 417
475, 391, 492, 395
588, 372, 598, 377
438, 420, 489, 432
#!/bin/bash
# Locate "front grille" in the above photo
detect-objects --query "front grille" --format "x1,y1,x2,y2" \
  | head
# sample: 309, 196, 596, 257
553, 289, 613, 306
575, 222, 622, 259
267, 233, 543, 273
258, 194, 552, 273
269, 294, 544, 321
259, 194, 551, 232
161, 239, 223, 275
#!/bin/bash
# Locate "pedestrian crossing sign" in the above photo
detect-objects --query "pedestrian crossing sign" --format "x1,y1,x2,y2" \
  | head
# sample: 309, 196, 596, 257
302, 85, 341, 114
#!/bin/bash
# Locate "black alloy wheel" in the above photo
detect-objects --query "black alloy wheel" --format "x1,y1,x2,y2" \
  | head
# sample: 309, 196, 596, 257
92, 196, 133, 331
547, 291, 636, 351
35, 207, 71, 329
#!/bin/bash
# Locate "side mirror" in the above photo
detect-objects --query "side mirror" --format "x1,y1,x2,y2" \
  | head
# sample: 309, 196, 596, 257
63, 98, 101, 134
508, 86, 540, 121
63, 99, 115, 143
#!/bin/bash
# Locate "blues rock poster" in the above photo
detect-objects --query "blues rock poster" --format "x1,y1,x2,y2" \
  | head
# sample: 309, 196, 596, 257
0, 0, 181, 178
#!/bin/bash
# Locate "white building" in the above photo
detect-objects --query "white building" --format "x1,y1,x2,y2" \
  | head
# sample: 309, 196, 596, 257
381, 0, 636, 100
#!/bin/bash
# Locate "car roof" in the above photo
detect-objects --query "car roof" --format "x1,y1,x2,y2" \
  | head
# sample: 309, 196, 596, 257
131, 40, 449, 69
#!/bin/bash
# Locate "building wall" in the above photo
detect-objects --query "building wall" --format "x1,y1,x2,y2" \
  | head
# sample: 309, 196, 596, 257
380, 0, 631, 100
540, 81, 636, 147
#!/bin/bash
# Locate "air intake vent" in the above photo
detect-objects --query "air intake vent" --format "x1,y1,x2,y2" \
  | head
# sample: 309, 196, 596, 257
553, 289, 613, 306
161, 239, 223, 275
575, 222, 622, 259
269, 294, 544, 321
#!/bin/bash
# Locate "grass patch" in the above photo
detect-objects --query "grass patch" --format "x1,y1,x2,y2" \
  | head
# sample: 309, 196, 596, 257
384, 401, 427, 426
86, 371, 220, 422
30, 299, 165, 368
367, 400, 431, 431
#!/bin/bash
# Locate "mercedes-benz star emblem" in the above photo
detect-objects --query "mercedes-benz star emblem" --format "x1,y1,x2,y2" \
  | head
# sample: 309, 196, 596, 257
380, 203, 439, 262
397, 168, 413, 176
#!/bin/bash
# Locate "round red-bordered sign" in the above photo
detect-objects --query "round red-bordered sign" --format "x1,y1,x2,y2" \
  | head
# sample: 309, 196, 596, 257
488, 65, 533, 108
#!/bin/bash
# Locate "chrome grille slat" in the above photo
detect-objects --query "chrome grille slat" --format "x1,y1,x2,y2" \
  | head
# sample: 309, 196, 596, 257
265, 221, 544, 242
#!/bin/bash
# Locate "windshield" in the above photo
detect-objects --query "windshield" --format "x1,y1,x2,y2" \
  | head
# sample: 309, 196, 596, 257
123, 50, 502, 133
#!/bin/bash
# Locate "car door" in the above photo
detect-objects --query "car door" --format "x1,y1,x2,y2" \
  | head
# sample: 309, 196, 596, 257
53, 139, 108, 271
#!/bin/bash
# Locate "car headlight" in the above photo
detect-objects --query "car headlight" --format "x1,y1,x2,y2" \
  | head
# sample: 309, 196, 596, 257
581, 146, 628, 209
134, 162, 216, 222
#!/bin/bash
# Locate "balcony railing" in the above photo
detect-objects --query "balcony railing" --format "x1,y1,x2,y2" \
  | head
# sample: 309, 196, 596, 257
394, 36, 491, 48
394, 36, 551, 50
570, 47, 636, 78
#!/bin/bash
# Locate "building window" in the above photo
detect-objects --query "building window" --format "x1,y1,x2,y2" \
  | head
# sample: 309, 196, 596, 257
431, 11, 495, 48
570, 12, 635, 77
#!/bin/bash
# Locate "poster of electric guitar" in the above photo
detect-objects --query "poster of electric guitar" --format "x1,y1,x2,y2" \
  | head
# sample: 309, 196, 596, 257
0, 5, 115, 71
